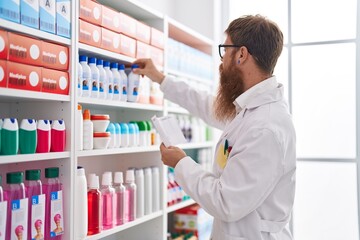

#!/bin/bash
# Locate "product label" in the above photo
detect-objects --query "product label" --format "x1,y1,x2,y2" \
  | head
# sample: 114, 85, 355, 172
31, 194, 45, 240
40, 0, 56, 33
50, 191, 64, 237
82, 70, 90, 91
91, 73, 99, 92
11, 198, 29, 240
0, 201, 7, 240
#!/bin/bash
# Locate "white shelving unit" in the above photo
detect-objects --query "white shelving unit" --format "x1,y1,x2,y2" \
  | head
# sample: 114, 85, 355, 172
0, 0, 216, 239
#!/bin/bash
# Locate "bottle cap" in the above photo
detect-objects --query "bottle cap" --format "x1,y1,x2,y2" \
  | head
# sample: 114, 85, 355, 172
79, 55, 87, 62
51, 120, 65, 130
119, 64, 125, 70
151, 167, 159, 174
120, 123, 129, 134
93, 132, 111, 138
77, 166, 85, 176
83, 109, 91, 120
7, 172, 24, 184
0, 175, 2, 185
131, 64, 139, 69
136, 121, 147, 132
114, 123, 120, 134
106, 123, 115, 134
96, 59, 103, 65
110, 62, 118, 69
144, 167, 152, 175
20, 119, 36, 131
114, 172, 123, 184
88, 57, 97, 64
89, 175, 99, 189
135, 168, 144, 176
25, 169, 41, 181
45, 167, 59, 178
36, 119, 50, 131
102, 172, 112, 186
103, 61, 110, 67
146, 121, 152, 131
126, 169, 135, 183
77, 104, 82, 111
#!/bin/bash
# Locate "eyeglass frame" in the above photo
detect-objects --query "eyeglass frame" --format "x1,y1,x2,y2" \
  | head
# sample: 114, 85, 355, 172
218, 44, 252, 59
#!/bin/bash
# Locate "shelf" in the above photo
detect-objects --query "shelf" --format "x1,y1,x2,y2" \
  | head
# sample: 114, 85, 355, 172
166, 199, 196, 213
0, 18, 71, 45
77, 145, 160, 157
167, 69, 214, 86
167, 106, 189, 115
78, 97, 164, 111
0, 151, 71, 165
79, 43, 135, 64
179, 142, 215, 150
0, 88, 70, 102
85, 211, 163, 240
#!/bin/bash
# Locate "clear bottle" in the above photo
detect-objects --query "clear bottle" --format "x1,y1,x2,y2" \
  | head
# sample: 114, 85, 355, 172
75, 166, 88, 239
103, 61, 113, 100
87, 175, 101, 235
125, 169, 136, 222
25, 169, 44, 240
44, 167, 63, 240
144, 167, 153, 215
100, 172, 115, 230
118, 64, 128, 102
77, 61, 83, 97
83, 109, 94, 150
135, 169, 144, 219
113, 172, 125, 226
110, 62, 121, 101
97, 59, 107, 99
127, 64, 140, 102
88, 57, 99, 98
6, 171, 26, 240
79, 55, 91, 97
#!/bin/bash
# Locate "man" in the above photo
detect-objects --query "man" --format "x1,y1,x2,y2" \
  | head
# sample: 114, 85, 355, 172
134, 14, 296, 240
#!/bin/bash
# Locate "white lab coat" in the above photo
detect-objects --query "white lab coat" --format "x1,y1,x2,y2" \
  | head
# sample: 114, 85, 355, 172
160, 76, 296, 240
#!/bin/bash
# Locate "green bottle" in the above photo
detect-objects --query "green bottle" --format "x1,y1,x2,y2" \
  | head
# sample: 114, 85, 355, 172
1, 118, 19, 155
19, 119, 37, 154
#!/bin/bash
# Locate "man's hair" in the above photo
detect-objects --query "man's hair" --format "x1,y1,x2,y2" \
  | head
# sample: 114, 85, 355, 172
225, 15, 283, 74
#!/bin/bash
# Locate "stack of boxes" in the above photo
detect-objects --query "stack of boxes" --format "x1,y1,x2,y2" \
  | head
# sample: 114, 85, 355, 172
0, 29, 70, 95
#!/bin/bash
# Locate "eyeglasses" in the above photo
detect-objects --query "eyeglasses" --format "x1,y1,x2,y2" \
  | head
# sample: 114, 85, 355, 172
218, 44, 252, 59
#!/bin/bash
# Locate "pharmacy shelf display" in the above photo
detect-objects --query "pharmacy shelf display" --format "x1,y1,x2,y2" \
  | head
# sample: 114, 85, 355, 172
0, 0, 216, 239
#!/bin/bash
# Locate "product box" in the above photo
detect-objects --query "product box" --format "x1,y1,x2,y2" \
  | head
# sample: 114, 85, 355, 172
8, 32, 42, 66
79, 0, 102, 26
136, 21, 151, 44
41, 41, 69, 70
56, 0, 71, 38
119, 12, 137, 38
0, 30, 8, 60
7, 61, 42, 92
0, 60, 7, 88
0, 0, 20, 23
101, 27, 120, 53
41, 68, 69, 95
79, 19, 101, 48
20, 0, 40, 29
151, 27, 164, 49
174, 204, 213, 240
101, 5, 120, 33
120, 34, 136, 58
136, 40, 151, 59
150, 45, 164, 67
40, 0, 56, 34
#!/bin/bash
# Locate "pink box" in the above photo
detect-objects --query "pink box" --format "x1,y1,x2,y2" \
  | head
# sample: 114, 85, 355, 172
150, 45, 164, 66
101, 27, 120, 53
120, 34, 136, 58
0, 60, 7, 88
8, 32, 42, 66
101, 5, 121, 33
79, 19, 102, 48
7, 61, 42, 92
41, 41, 69, 71
136, 41, 151, 59
119, 12, 137, 38
41, 68, 69, 95
151, 27, 164, 49
0, 30, 8, 59
136, 21, 151, 44
79, 0, 102, 26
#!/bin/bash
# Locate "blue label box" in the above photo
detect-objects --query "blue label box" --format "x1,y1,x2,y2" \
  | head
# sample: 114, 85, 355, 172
0, 0, 20, 23
40, 0, 56, 33
56, 0, 70, 38
21, 0, 40, 29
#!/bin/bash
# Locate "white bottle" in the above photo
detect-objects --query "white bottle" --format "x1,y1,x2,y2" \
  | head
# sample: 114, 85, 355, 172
144, 168, 153, 215
77, 62, 83, 97
77, 104, 83, 151
118, 64, 128, 102
97, 59, 107, 99
114, 123, 121, 148
75, 166, 88, 239
104, 61, 113, 100
151, 167, 160, 212
80, 55, 91, 97
89, 57, 99, 98
110, 62, 121, 101
127, 64, 140, 102
83, 109, 93, 150
135, 169, 144, 218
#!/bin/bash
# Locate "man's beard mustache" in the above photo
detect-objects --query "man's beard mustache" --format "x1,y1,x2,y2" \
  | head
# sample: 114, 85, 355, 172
213, 63, 245, 122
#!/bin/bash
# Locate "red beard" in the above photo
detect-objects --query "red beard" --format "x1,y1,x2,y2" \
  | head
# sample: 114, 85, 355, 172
213, 62, 245, 122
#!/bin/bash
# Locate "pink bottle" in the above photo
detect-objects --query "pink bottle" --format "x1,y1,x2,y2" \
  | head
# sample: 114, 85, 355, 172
125, 169, 136, 222
6, 171, 26, 240
51, 120, 66, 152
100, 172, 115, 230
25, 169, 44, 240
0, 175, 3, 202
87, 175, 102, 235
113, 172, 125, 226
36, 120, 51, 153
44, 167, 63, 240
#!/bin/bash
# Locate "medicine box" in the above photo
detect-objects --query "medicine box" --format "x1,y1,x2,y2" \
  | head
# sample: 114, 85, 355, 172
20, 0, 40, 29
120, 34, 136, 58
7, 61, 42, 92
0, 60, 7, 88
101, 27, 120, 53
150, 45, 164, 67
0, 30, 8, 60
151, 27, 164, 49
80, 0, 102, 26
101, 5, 120, 33
8, 32, 42, 66
0, 0, 20, 23
56, 0, 71, 38
79, 19, 101, 48
41, 41, 69, 70
40, 0, 56, 34
136, 21, 151, 44
119, 12, 137, 39
41, 68, 69, 95
136, 41, 151, 59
